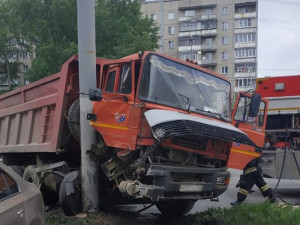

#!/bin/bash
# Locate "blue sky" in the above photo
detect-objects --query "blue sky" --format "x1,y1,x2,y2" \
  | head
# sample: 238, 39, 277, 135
257, 0, 300, 77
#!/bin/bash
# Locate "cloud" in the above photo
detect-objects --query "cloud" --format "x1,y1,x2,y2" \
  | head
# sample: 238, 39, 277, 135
257, 0, 300, 77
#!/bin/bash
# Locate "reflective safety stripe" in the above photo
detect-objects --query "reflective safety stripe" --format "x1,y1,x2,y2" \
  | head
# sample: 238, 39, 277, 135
89, 121, 128, 130
238, 188, 248, 196
260, 184, 270, 192
244, 167, 257, 175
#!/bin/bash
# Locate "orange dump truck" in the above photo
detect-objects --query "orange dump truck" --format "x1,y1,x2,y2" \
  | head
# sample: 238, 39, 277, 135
0, 52, 262, 216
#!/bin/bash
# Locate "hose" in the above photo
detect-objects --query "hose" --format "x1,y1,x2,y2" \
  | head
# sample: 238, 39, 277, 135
268, 128, 300, 206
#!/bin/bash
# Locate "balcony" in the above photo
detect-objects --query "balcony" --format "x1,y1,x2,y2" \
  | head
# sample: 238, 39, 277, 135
234, 58, 256, 64
234, 72, 256, 78
200, 14, 217, 21
234, 86, 255, 93
234, 12, 257, 19
234, 27, 256, 33
178, 45, 201, 52
201, 29, 217, 37
178, 44, 216, 52
178, 1, 217, 10
179, 14, 217, 22
198, 59, 217, 66
179, 29, 217, 37
234, 42, 256, 48
200, 44, 217, 51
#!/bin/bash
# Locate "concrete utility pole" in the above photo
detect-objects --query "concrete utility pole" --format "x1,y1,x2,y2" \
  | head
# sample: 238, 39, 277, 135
77, 0, 99, 212
160, 0, 165, 53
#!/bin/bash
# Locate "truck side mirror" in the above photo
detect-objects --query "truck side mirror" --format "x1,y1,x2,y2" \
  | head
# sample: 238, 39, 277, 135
248, 93, 261, 117
89, 88, 102, 101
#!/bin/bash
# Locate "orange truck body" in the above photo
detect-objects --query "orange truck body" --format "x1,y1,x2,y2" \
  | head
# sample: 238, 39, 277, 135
0, 51, 263, 214
228, 93, 269, 170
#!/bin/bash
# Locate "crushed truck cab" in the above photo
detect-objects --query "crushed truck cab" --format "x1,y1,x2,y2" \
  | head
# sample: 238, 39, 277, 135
86, 52, 258, 214
0, 51, 261, 216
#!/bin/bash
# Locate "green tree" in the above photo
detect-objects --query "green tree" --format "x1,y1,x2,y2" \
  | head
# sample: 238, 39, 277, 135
12, 0, 78, 82
12, 0, 159, 83
95, 0, 160, 59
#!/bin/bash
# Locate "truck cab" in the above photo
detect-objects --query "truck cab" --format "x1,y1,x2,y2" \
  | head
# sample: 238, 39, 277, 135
87, 51, 259, 215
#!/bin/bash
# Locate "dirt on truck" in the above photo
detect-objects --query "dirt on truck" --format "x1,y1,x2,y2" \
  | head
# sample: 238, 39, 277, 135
0, 51, 262, 216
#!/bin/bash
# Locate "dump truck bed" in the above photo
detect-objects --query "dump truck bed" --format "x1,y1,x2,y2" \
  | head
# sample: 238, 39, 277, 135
0, 56, 80, 153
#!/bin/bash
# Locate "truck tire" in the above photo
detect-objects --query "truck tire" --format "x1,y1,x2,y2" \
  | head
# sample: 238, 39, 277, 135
67, 99, 81, 141
9, 165, 24, 177
59, 170, 82, 216
156, 200, 195, 217
23, 165, 40, 187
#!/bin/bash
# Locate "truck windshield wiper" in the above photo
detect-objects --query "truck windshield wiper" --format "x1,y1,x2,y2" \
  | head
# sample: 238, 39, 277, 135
179, 93, 191, 112
192, 107, 228, 123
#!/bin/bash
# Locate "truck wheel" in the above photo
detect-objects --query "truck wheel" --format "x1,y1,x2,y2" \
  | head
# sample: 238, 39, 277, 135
59, 170, 82, 216
156, 200, 195, 217
23, 165, 40, 187
67, 99, 81, 141
9, 165, 24, 177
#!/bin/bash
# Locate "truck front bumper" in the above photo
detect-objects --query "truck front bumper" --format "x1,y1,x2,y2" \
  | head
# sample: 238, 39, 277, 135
137, 164, 230, 202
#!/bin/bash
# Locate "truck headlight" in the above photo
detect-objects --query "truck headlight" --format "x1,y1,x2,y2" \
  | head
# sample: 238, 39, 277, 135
217, 176, 230, 186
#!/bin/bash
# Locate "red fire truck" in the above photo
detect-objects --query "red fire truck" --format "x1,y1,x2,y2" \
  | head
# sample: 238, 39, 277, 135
256, 75, 300, 179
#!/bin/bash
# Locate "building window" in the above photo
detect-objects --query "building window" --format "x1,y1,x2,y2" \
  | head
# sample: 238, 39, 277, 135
221, 66, 228, 74
150, 13, 157, 21
22, 52, 28, 59
221, 22, 229, 30
23, 65, 29, 72
178, 38, 201, 46
205, 38, 213, 45
236, 18, 252, 28
235, 78, 253, 87
235, 33, 256, 43
205, 52, 213, 60
202, 20, 217, 30
236, 7, 253, 13
235, 48, 256, 58
222, 6, 228, 15
221, 52, 228, 60
168, 41, 175, 49
235, 63, 256, 73
185, 10, 195, 17
222, 36, 228, 45
221, 94, 226, 103
8, 51, 17, 59
168, 26, 175, 35
179, 53, 197, 61
179, 22, 200, 31
0, 77, 8, 85
168, 12, 174, 20
204, 8, 212, 15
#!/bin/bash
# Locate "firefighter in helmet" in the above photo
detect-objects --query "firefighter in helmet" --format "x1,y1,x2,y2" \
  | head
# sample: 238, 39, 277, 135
231, 157, 276, 206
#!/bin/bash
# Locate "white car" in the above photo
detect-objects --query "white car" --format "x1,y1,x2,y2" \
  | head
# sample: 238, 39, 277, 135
0, 162, 44, 225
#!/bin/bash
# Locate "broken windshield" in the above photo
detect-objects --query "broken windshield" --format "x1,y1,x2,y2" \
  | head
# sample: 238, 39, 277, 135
139, 54, 231, 120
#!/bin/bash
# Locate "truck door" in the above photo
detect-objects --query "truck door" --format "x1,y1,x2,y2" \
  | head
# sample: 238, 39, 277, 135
91, 63, 139, 150
228, 93, 269, 169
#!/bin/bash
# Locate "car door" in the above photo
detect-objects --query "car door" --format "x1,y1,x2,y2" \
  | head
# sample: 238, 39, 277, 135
228, 92, 269, 169
0, 168, 27, 225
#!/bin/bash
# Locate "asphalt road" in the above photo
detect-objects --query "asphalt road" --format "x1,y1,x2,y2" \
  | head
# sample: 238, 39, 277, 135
118, 168, 300, 215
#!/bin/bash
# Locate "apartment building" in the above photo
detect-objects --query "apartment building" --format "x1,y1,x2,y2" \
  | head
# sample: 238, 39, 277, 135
0, 37, 33, 91
141, 0, 257, 96
0, 50, 32, 91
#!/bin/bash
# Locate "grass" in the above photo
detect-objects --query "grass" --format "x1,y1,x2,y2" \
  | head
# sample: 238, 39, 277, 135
45, 203, 300, 225
188, 203, 300, 225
